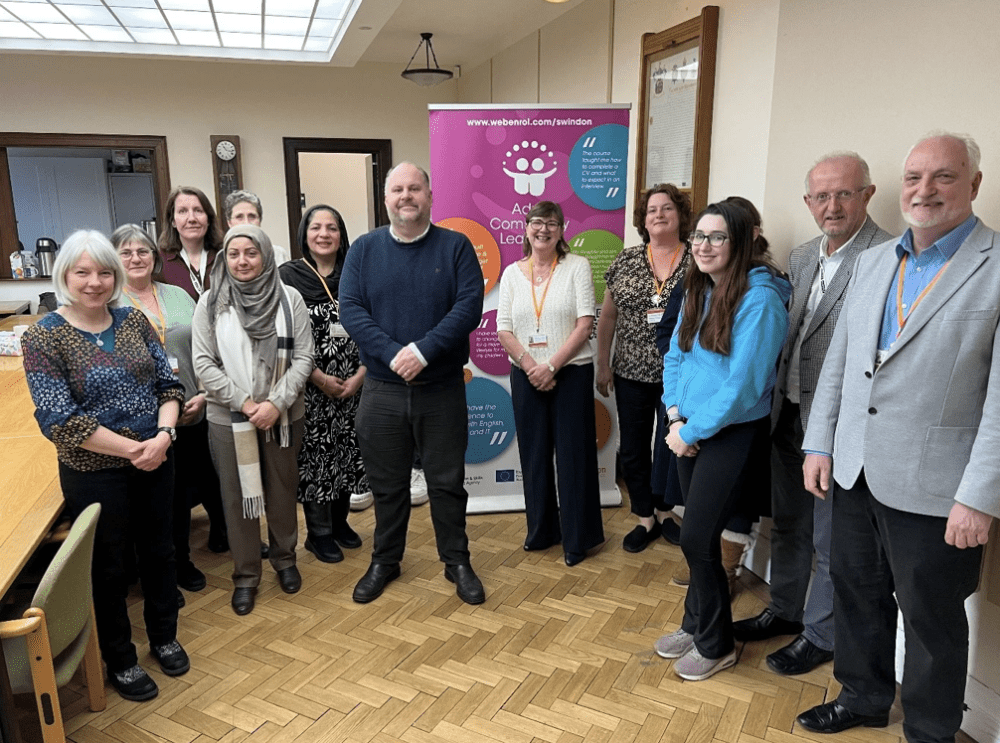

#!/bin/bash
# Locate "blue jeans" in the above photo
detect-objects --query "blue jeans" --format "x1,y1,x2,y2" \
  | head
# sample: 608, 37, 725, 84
355, 377, 470, 565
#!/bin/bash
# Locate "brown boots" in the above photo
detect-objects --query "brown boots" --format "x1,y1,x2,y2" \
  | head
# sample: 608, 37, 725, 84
670, 531, 751, 597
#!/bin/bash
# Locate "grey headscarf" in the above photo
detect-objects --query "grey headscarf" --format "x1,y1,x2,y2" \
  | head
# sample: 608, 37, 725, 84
209, 224, 282, 401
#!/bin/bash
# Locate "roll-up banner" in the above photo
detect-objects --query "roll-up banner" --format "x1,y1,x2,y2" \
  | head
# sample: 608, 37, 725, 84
429, 104, 631, 513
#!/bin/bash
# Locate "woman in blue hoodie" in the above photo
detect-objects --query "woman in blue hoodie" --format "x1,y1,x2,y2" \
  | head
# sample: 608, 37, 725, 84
655, 200, 790, 681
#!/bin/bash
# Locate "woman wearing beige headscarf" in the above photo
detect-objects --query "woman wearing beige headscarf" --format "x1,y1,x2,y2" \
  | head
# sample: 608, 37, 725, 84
192, 225, 314, 616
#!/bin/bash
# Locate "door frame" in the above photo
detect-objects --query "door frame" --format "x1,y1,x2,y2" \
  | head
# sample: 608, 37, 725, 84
282, 137, 392, 256
0, 132, 170, 279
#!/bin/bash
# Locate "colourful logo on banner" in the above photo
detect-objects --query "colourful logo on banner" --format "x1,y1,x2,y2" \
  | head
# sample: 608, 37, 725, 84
437, 216, 502, 296
470, 309, 510, 376
465, 377, 516, 464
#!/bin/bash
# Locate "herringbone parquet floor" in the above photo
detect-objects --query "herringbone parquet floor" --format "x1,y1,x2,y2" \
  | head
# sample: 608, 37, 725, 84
15, 488, 974, 743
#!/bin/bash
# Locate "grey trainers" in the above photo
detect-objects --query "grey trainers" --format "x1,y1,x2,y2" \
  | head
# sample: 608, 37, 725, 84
673, 646, 736, 681
654, 628, 694, 659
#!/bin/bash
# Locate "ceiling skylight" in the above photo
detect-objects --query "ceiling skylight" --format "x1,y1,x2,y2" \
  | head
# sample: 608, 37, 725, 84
0, 0, 362, 62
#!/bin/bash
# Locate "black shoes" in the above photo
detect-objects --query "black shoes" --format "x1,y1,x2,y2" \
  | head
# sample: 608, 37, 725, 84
176, 589, 185, 609
797, 701, 889, 733
177, 562, 206, 592
564, 552, 586, 566
260, 542, 270, 559
109, 665, 158, 702
353, 562, 401, 603
305, 535, 344, 563
445, 563, 486, 604
623, 522, 661, 553
660, 516, 681, 545
232, 587, 256, 615
208, 526, 229, 553
151, 640, 190, 676
277, 566, 302, 593
767, 634, 834, 675
334, 523, 363, 550
732, 608, 804, 643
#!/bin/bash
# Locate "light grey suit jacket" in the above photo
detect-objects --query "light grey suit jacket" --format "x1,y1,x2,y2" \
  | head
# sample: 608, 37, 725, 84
803, 219, 1000, 519
772, 216, 893, 430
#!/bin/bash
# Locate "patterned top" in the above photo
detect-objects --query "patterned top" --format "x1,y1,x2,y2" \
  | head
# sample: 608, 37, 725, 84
22, 306, 185, 472
604, 244, 691, 383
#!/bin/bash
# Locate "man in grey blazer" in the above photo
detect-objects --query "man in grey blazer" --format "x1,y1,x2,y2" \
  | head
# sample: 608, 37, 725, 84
798, 133, 997, 741
733, 153, 892, 676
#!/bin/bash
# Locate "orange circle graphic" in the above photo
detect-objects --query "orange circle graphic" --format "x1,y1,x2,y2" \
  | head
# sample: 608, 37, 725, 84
437, 217, 501, 296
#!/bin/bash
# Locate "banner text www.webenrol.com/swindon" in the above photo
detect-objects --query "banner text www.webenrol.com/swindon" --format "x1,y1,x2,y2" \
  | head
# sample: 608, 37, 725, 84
465, 117, 594, 127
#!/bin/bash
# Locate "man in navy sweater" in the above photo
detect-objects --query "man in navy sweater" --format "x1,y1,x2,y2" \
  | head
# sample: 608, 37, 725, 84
340, 162, 486, 605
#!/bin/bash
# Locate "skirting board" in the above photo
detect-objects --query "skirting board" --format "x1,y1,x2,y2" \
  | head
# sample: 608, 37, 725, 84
964, 676, 1000, 743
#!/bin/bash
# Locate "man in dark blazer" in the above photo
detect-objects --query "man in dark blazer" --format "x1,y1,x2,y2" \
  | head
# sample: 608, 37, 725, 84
798, 133, 997, 741
734, 153, 891, 676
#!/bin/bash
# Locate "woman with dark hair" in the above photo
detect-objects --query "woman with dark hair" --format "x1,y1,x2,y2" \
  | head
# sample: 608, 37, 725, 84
279, 205, 369, 563
496, 201, 604, 567
596, 183, 692, 553
654, 201, 790, 681
193, 225, 314, 616
22, 230, 187, 702
159, 186, 225, 301
113, 223, 228, 588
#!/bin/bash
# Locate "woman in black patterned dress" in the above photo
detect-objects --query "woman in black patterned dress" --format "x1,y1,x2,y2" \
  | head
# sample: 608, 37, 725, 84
280, 205, 369, 563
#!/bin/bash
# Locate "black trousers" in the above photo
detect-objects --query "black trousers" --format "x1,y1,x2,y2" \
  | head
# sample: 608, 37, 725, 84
510, 363, 604, 554
613, 374, 663, 518
676, 416, 770, 659
59, 451, 178, 673
355, 377, 470, 565
172, 417, 223, 566
831, 473, 982, 743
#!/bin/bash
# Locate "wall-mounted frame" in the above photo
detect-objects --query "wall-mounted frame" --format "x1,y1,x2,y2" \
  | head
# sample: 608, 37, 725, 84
634, 5, 719, 215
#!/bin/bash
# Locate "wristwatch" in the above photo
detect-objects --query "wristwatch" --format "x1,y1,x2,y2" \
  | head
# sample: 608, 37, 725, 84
546, 362, 556, 373
157, 426, 177, 443
667, 414, 687, 427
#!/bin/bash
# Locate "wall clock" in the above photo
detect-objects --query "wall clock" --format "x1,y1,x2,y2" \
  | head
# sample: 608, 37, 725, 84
210, 135, 244, 220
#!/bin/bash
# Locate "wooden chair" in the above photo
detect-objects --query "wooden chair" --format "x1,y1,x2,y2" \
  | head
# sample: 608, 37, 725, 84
0, 503, 106, 743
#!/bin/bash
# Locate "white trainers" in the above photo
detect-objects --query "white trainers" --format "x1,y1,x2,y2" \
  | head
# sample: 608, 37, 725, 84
410, 468, 429, 506
350, 491, 374, 511
654, 628, 694, 659
673, 646, 736, 681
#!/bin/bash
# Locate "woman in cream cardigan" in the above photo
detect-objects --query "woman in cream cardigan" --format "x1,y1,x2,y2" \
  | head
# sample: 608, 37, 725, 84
192, 224, 314, 616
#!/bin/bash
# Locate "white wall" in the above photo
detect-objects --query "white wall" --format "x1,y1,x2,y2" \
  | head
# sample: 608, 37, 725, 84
0, 54, 457, 252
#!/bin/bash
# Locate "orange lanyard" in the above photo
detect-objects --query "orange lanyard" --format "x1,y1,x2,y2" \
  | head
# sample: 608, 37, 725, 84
647, 243, 682, 301
895, 253, 949, 338
123, 284, 166, 344
529, 256, 558, 330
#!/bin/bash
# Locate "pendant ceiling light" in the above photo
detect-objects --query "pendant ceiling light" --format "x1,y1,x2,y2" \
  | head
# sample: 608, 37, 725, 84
401, 32, 453, 86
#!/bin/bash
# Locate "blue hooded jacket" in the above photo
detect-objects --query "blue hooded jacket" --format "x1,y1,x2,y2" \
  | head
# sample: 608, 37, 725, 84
662, 266, 791, 445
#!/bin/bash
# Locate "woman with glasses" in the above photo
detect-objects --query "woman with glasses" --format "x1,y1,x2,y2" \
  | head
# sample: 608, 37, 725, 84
654, 200, 790, 681
113, 224, 227, 596
596, 184, 692, 554
497, 201, 604, 567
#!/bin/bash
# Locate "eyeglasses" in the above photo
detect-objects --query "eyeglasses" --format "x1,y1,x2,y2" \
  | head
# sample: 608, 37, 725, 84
689, 231, 729, 247
806, 187, 868, 205
117, 249, 153, 260
528, 219, 561, 230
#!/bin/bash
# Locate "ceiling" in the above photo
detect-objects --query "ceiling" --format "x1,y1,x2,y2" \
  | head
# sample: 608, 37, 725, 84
0, 0, 587, 70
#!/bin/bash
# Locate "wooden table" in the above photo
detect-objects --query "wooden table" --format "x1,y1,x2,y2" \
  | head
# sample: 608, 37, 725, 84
0, 314, 63, 743
0, 301, 30, 319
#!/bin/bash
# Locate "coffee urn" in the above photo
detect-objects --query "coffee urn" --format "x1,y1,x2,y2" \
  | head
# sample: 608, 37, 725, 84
36, 237, 58, 277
